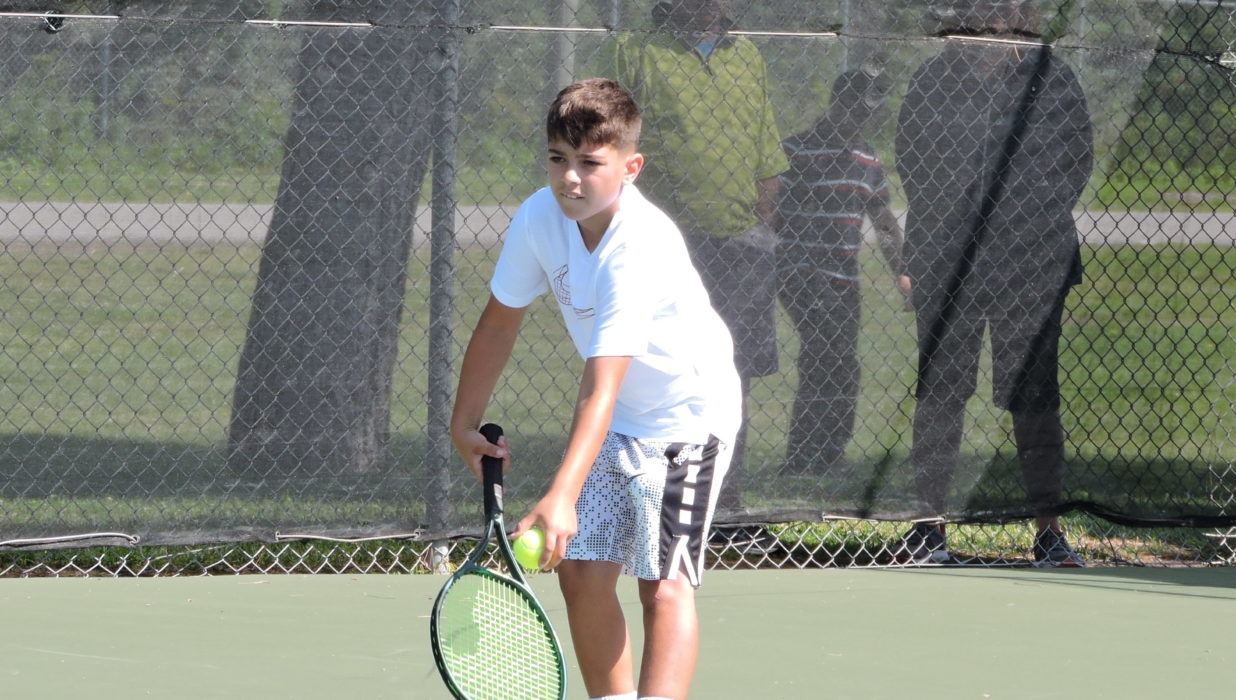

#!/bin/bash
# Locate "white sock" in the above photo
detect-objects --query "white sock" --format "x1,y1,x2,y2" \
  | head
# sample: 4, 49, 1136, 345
639, 697, 675, 700
589, 694, 636, 700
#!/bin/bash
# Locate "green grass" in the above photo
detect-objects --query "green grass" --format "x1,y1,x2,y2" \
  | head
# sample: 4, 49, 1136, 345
1093, 169, 1236, 213
0, 237, 1232, 547
1067, 244, 1235, 462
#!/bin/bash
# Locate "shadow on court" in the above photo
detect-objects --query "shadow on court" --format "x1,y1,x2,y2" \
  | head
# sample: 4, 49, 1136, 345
889, 565, 1236, 599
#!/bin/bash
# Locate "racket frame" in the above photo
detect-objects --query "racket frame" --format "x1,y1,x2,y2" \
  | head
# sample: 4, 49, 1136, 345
429, 423, 567, 700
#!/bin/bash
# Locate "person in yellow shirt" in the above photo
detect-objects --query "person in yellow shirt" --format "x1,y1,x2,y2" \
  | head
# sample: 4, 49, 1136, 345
610, 2, 789, 541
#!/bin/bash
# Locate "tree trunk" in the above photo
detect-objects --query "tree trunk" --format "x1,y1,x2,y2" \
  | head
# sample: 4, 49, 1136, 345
227, 2, 435, 475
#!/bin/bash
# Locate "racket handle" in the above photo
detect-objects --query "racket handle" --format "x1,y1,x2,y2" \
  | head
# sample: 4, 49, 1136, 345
479, 423, 504, 517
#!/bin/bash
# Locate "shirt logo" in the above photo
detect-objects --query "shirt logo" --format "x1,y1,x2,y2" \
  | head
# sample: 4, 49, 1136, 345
552, 265, 593, 319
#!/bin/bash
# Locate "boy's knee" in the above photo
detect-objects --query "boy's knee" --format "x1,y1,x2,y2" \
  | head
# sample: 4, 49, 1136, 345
557, 560, 619, 603
557, 561, 589, 598
637, 576, 694, 610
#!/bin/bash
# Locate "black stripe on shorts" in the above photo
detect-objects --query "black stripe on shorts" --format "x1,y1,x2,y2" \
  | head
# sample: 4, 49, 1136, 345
657, 435, 721, 587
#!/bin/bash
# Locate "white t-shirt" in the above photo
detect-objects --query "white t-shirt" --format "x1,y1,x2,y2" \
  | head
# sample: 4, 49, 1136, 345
490, 184, 741, 444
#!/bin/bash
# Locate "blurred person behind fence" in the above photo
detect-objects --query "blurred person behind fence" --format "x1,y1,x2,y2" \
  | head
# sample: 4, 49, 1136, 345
775, 69, 908, 487
610, 0, 789, 547
892, 0, 1094, 566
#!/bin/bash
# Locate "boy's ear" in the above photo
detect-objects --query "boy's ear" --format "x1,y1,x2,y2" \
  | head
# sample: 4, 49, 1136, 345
624, 151, 645, 184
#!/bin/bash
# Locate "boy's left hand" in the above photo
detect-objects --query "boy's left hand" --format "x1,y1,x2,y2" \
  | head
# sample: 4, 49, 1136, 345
451, 425, 510, 481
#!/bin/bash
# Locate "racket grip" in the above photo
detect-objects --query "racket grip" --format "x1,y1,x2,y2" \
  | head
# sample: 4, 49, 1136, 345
479, 423, 504, 516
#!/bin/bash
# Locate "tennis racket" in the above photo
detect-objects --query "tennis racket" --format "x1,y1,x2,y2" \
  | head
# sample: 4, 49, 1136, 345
429, 423, 567, 700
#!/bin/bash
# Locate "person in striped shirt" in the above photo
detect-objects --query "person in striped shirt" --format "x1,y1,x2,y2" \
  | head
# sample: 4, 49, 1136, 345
776, 70, 908, 479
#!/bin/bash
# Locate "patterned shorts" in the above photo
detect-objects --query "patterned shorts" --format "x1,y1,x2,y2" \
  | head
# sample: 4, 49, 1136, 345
565, 431, 731, 587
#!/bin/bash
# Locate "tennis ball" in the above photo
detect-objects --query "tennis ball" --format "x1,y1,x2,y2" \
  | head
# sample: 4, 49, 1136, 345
513, 527, 545, 570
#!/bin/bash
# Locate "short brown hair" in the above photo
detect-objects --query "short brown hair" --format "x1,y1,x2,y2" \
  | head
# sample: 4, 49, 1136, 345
546, 78, 641, 150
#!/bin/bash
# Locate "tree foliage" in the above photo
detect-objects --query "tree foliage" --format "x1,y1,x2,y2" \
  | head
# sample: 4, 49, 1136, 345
1110, 2, 1236, 198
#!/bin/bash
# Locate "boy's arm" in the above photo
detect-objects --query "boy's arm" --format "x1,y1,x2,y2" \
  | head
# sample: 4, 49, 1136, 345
870, 203, 904, 278
870, 202, 912, 302
450, 294, 527, 479
515, 354, 632, 569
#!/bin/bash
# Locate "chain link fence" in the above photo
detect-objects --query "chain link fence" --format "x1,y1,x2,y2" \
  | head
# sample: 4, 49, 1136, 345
1, 0, 1233, 575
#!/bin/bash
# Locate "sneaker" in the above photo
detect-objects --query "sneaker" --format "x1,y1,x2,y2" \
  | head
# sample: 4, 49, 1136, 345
891, 522, 950, 564
709, 525, 782, 555
1033, 528, 1086, 568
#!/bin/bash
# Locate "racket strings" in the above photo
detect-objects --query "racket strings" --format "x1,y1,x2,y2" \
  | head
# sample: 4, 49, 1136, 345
438, 571, 563, 699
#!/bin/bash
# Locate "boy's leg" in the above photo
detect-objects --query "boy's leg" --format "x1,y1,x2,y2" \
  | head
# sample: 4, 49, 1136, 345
636, 575, 698, 700
559, 434, 641, 697
563, 432, 730, 699
779, 266, 861, 475
634, 436, 731, 698
558, 559, 634, 698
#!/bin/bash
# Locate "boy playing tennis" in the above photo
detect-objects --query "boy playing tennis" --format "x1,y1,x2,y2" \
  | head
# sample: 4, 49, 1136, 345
450, 78, 741, 700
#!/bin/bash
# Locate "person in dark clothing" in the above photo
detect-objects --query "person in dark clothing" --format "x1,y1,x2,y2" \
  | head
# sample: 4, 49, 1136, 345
892, 0, 1094, 566
776, 70, 907, 479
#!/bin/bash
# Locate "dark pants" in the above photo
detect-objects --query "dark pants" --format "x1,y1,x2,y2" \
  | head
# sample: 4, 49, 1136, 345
778, 264, 861, 474
684, 228, 778, 510
911, 283, 1070, 515
684, 230, 779, 379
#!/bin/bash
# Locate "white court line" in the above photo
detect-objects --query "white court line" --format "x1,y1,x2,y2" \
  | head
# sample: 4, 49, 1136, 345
16, 647, 137, 664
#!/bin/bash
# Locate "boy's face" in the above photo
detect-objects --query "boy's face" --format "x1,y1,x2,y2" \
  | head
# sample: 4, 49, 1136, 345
831, 93, 884, 135
548, 139, 644, 238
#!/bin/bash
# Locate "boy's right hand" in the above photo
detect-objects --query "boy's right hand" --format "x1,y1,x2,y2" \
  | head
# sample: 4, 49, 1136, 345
451, 425, 511, 481
512, 491, 578, 571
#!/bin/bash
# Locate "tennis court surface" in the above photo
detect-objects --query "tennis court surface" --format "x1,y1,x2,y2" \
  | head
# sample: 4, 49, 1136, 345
4, 567, 1233, 699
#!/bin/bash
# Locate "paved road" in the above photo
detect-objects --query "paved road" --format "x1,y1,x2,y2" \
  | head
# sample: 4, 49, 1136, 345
0, 201, 512, 248
1, 201, 1233, 247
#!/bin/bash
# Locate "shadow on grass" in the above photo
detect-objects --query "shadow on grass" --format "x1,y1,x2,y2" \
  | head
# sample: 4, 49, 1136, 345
2, 432, 1232, 544
0, 430, 574, 499
964, 452, 1236, 527
732, 447, 1234, 526
0, 430, 571, 542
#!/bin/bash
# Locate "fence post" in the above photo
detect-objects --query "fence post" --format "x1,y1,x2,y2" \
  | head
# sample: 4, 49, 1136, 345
427, 0, 461, 572
841, 0, 850, 70
551, 0, 582, 91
